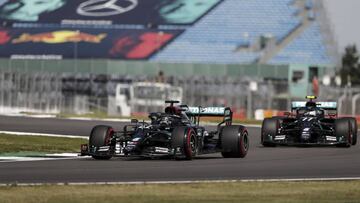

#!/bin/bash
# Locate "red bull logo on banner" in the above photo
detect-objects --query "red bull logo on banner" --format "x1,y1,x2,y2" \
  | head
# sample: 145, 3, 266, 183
0, 27, 182, 59
12, 30, 107, 44
0, 30, 11, 45
109, 32, 173, 59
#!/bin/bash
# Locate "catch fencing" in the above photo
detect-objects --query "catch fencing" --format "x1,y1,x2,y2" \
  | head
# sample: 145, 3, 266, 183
0, 59, 356, 119
0, 70, 290, 118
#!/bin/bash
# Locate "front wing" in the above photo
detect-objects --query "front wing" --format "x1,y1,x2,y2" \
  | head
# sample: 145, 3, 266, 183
263, 131, 348, 146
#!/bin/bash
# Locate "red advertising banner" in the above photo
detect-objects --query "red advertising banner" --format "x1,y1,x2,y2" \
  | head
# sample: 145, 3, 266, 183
0, 27, 182, 59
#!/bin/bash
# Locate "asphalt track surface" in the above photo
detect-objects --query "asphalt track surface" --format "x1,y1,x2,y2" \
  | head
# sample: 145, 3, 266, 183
0, 115, 360, 184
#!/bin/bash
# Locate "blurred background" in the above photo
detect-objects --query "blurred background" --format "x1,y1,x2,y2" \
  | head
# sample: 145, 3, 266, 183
0, 0, 359, 120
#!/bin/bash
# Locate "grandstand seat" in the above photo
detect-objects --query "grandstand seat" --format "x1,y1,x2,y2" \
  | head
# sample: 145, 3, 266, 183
269, 22, 330, 65
152, 0, 304, 64
305, 0, 314, 10
308, 11, 316, 21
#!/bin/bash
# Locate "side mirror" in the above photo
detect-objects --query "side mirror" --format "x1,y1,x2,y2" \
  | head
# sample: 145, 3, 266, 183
224, 108, 232, 125
131, 119, 138, 124
179, 104, 189, 111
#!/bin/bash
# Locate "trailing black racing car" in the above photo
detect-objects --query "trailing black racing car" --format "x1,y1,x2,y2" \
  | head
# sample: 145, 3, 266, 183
81, 101, 249, 160
262, 96, 357, 147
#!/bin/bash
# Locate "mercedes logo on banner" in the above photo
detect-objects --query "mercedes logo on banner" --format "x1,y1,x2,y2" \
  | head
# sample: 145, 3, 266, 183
77, 0, 138, 17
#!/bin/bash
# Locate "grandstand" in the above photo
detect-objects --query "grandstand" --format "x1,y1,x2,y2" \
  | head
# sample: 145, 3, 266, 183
152, 0, 335, 65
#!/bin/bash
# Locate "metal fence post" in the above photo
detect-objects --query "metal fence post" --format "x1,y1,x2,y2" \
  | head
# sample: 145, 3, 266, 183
338, 89, 347, 115
246, 87, 252, 119
352, 93, 360, 116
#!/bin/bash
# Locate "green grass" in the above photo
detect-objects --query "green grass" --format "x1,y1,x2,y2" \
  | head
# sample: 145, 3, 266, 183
0, 134, 85, 155
1, 181, 360, 203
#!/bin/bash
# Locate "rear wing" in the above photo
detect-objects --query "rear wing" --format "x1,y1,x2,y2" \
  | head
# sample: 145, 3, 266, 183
291, 101, 337, 110
184, 106, 233, 124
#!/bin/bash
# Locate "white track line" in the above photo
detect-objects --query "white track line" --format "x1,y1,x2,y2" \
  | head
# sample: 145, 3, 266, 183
0, 153, 82, 163
0, 131, 87, 139
45, 153, 80, 157
66, 117, 132, 122
0, 113, 57, 118
1, 177, 360, 187
0, 156, 86, 163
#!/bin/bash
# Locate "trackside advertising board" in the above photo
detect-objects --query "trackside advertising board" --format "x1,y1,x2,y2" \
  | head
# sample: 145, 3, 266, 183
0, 0, 222, 25
0, 27, 182, 59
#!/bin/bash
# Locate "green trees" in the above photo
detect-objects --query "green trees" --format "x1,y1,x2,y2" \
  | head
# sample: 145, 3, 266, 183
340, 45, 360, 86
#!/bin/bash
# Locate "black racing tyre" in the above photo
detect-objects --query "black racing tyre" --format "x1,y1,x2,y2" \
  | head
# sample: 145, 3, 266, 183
335, 118, 351, 148
343, 117, 357, 145
171, 127, 197, 160
220, 125, 249, 158
89, 125, 115, 160
261, 118, 279, 147
92, 155, 112, 160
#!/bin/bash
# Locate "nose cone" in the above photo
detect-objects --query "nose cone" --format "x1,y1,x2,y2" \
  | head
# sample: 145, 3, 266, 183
300, 118, 315, 141
301, 129, 311, 141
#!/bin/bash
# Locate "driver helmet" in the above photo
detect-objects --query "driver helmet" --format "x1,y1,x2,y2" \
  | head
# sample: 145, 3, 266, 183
306, 110, 317, 116
165, 106, 181, 115
305, 101, 317, 108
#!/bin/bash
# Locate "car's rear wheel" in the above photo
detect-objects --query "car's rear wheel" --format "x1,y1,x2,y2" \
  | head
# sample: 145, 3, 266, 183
343, 117, 357, 145
335, 119, 351, 148
221, 125, 249, 158
89, 125, 115, 160
171, 127, 197, 160
261, 118, 279, 147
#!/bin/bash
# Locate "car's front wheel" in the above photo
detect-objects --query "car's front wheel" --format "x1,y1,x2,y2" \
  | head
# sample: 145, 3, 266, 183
343, 117, 357, 145
335, 119, 351, 148
89, 125, 115, 160
171, 127, 197, 160
261, 118, 279, 147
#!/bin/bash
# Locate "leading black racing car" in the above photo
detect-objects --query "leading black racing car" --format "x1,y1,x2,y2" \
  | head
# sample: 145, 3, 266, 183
261, 96, 357, 147
81, 101, 249, 160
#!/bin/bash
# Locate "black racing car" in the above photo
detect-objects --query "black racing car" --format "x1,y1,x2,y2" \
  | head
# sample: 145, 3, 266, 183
261, 96, 357, 147
81, 101, 249, 160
